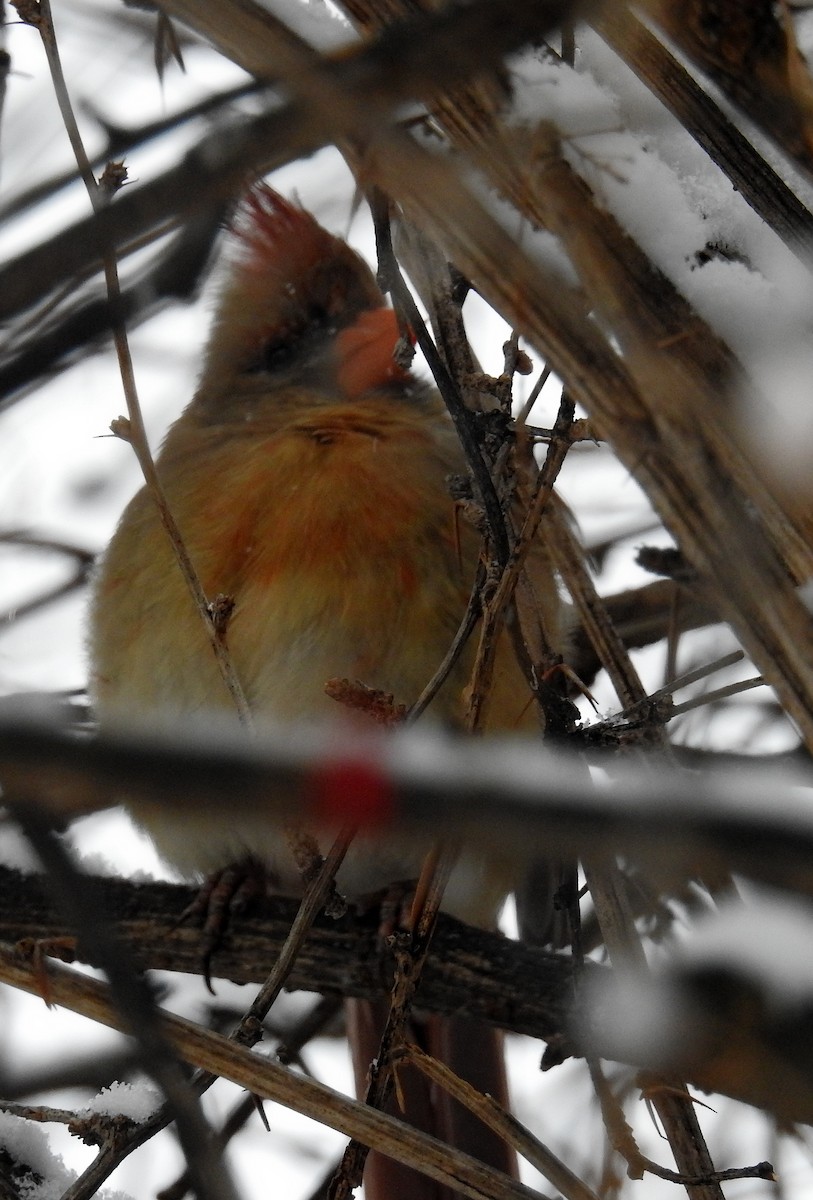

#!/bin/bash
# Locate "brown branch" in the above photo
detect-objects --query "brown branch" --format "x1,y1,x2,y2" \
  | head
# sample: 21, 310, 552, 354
640, 0, 813, 182
0, 945, 544, 1200
567, 579, 720, 686
232, 827, 355, 1028
590, 5, 813, 258
466, 397, 575, 731
548, 503, 651, 714
401, 1044, 600, 1200
0, 867, 579, 1043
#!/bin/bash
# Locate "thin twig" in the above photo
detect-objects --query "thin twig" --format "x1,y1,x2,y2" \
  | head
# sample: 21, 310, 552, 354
645, 650, 746, 705
234, 827, 356, 1037
465, 395, 574, 731
0, 530, 95, 562
589, 1055, 773, 1186
0, 80, 264, 223
27, 0, 252, 727
408, 566, 484, 721
582, 857, 726, 1200
548, 502, 651, 714
0, 527, 96, 624
402, 1044, 600, 1200
514, 364, 553, 428
598, 650, 751, 735
1, 571, 92, 627
670, 676, 765, 718
369, 190, 511, 566
0, 1101, 78, 1125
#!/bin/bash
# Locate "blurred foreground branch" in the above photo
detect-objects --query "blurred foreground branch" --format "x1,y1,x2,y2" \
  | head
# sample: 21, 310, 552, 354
2, 708, 813, 900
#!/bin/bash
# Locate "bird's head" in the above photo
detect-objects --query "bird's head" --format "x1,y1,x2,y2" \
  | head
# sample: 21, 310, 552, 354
197, 185, 413, 409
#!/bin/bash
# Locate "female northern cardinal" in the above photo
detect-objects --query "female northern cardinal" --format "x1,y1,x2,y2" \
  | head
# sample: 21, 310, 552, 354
89, 184, 566, 1198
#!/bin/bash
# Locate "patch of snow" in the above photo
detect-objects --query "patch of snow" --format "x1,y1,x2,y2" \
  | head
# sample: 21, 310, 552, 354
0, 1112, 74, 1200
79, 1081, 162, 1123
681, 894, 813, 1007
256, 0, 353, 51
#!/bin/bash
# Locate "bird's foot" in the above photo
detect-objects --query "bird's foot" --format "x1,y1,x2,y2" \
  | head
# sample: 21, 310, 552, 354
176, 856, 269, 993
354, 879, 417, 944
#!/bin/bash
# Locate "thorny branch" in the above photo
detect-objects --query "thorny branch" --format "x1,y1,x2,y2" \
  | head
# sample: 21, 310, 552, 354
11, 0, 254, 726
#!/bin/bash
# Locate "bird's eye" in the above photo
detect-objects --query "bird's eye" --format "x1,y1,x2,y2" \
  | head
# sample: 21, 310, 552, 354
243, 305, 334, 376
305, 302, 333, 331
242, 338, 291, 375
249, 336, 297, 374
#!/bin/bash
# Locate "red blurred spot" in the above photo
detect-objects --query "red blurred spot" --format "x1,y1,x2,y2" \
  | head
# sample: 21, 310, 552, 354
308, 756, 395, 829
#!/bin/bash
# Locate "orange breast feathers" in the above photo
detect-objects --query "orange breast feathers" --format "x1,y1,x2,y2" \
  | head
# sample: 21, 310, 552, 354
91, 392, 475, 724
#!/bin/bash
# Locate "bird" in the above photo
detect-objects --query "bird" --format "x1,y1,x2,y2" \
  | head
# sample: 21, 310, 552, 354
88, 183, 568, 1199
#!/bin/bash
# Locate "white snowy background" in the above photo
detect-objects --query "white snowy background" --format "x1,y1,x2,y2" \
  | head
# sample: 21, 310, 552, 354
2, 1, 813, 1197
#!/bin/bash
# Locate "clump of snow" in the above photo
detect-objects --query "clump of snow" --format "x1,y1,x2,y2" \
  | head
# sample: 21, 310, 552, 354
504, 44, 813, 473
581, 969, 692, 1069
510, 51, 622, 135
257, 0, 353, 51
78, 1081, 162, 1123
680, 895, 813, 1008
0, 1112, 74, 1200
0, 824, 42, 874
584, 895, 813, 1069
508, 51, 759, 300
794, 9, 813, 65
68, 810, 169, 880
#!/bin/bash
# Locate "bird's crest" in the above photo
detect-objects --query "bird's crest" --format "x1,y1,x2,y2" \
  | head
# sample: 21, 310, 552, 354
234, 186, 332, 281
